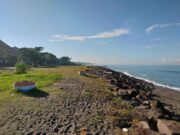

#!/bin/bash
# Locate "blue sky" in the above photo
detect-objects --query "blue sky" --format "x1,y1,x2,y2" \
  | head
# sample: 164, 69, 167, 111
1, 0, 180, 65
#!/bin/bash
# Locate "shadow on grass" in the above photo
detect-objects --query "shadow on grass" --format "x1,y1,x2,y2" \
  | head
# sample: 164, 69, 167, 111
22, 88, 49, 98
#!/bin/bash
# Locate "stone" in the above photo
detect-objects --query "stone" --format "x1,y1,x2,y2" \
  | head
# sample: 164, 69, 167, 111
80, 127, 87, 135
129, 127, 161, 135
117, 89, 128, 96
122, 128, 128, 132
146, 91, 152, 97
128, 89, 138, 97
110, 79, 118, 84
26, 131, 33, 135
150, 100, 158, 109
121, 84, 130, 90
137, 105, 150, 110
103, 71, 112, 75
157, 119, 180, 135
137, 121, 150, 129
163, 106, 173, 114
135, 83, 142, 90
92, 131, 100, 135
146, 109, 163, 120
130, 100, 140, 106
64, 124, 72, 133
143, 100, 150, 105
112, 86, 119, 91
114, 127, 122, 135
53, 126, 59, 133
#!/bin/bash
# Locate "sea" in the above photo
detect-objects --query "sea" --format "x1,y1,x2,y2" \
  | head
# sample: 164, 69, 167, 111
106, 65, 180, 91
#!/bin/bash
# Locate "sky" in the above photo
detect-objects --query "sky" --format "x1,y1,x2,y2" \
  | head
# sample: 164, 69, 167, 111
1, 0, 180, 65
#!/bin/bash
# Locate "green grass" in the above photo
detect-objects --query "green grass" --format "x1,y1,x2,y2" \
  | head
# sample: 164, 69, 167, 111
0, 70, 62, 92
0, 68, 64, 102
112, 97, 123, 104
84, 90, 94, 98
0, 66, 87, 101
89, 115, 104, 125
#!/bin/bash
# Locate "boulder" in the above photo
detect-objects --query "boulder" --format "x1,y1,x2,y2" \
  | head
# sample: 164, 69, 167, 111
129, 127, 162, 135
110, 79, 118, 84
128, 89, 138, 97
117, 89, 128, 96
143, 100, 150, 105
157, 119, 180, 135
146, 91, 152, 97
150, 100, 159, 109
121, 84, 130, 89
111, 86, 119, 91
137, 105, 150, 110
103, 71, 112, 75
137, 121, 150, 129
130, 100, 140, 106
146, 108, 163, 120
163, 106, 174, 115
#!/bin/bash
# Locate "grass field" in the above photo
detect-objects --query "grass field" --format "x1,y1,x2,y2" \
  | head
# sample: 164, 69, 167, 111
0, 66, 87, 101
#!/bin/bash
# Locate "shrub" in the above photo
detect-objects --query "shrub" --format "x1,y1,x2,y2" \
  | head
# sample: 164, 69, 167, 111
15, 63, 29, 74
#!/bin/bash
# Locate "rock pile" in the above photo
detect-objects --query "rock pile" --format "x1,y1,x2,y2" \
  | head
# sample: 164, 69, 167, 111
86, 66, 180, 135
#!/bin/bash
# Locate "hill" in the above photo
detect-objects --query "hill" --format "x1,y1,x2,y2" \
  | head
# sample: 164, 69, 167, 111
0, 40, 17, 66
0, 40, 17, 56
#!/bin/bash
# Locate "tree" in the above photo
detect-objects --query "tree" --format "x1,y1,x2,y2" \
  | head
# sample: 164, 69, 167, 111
42, 52, 58, 66
58, 56, 72, 65
0, 51, 17, 67
17, 47, 59, 67
34, 47, 43, 52
17, 48, 40, 66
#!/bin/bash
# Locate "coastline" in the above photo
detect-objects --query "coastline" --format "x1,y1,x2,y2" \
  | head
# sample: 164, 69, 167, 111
109, 66, 180, 114
107, 67, 180, 114
106, 65, 180, 92
122, 71, 180, 91
87, 66, 180, 116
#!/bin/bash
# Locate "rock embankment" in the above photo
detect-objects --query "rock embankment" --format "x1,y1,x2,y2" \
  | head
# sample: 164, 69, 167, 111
85, 66, 180, 135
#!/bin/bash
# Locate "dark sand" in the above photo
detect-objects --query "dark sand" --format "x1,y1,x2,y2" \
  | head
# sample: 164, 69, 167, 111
153, 86, 180, 114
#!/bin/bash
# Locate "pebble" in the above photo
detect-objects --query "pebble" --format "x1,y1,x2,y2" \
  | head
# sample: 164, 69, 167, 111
122, 128, 128, 132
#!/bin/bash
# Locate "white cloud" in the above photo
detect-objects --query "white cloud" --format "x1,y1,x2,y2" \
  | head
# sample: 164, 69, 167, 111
90, 28, 129, 39
145, 22, 180, 33
50, 28, 130, 42
50, 35, 85, 41
146, 24, 160, 33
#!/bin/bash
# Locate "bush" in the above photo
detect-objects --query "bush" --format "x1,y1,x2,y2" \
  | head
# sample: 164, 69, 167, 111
15, 63, 29, 74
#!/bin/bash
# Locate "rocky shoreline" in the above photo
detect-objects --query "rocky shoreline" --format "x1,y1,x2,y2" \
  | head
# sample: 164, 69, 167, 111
0, 66, 180, 135
85, 66, 180, 135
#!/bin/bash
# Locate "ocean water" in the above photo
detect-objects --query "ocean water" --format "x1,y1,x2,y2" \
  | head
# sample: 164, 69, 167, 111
107, 65, 180, 91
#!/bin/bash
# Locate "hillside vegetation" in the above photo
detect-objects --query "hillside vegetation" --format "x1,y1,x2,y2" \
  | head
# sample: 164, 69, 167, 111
0, 40, 17, 67
0, 40, 78, 67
